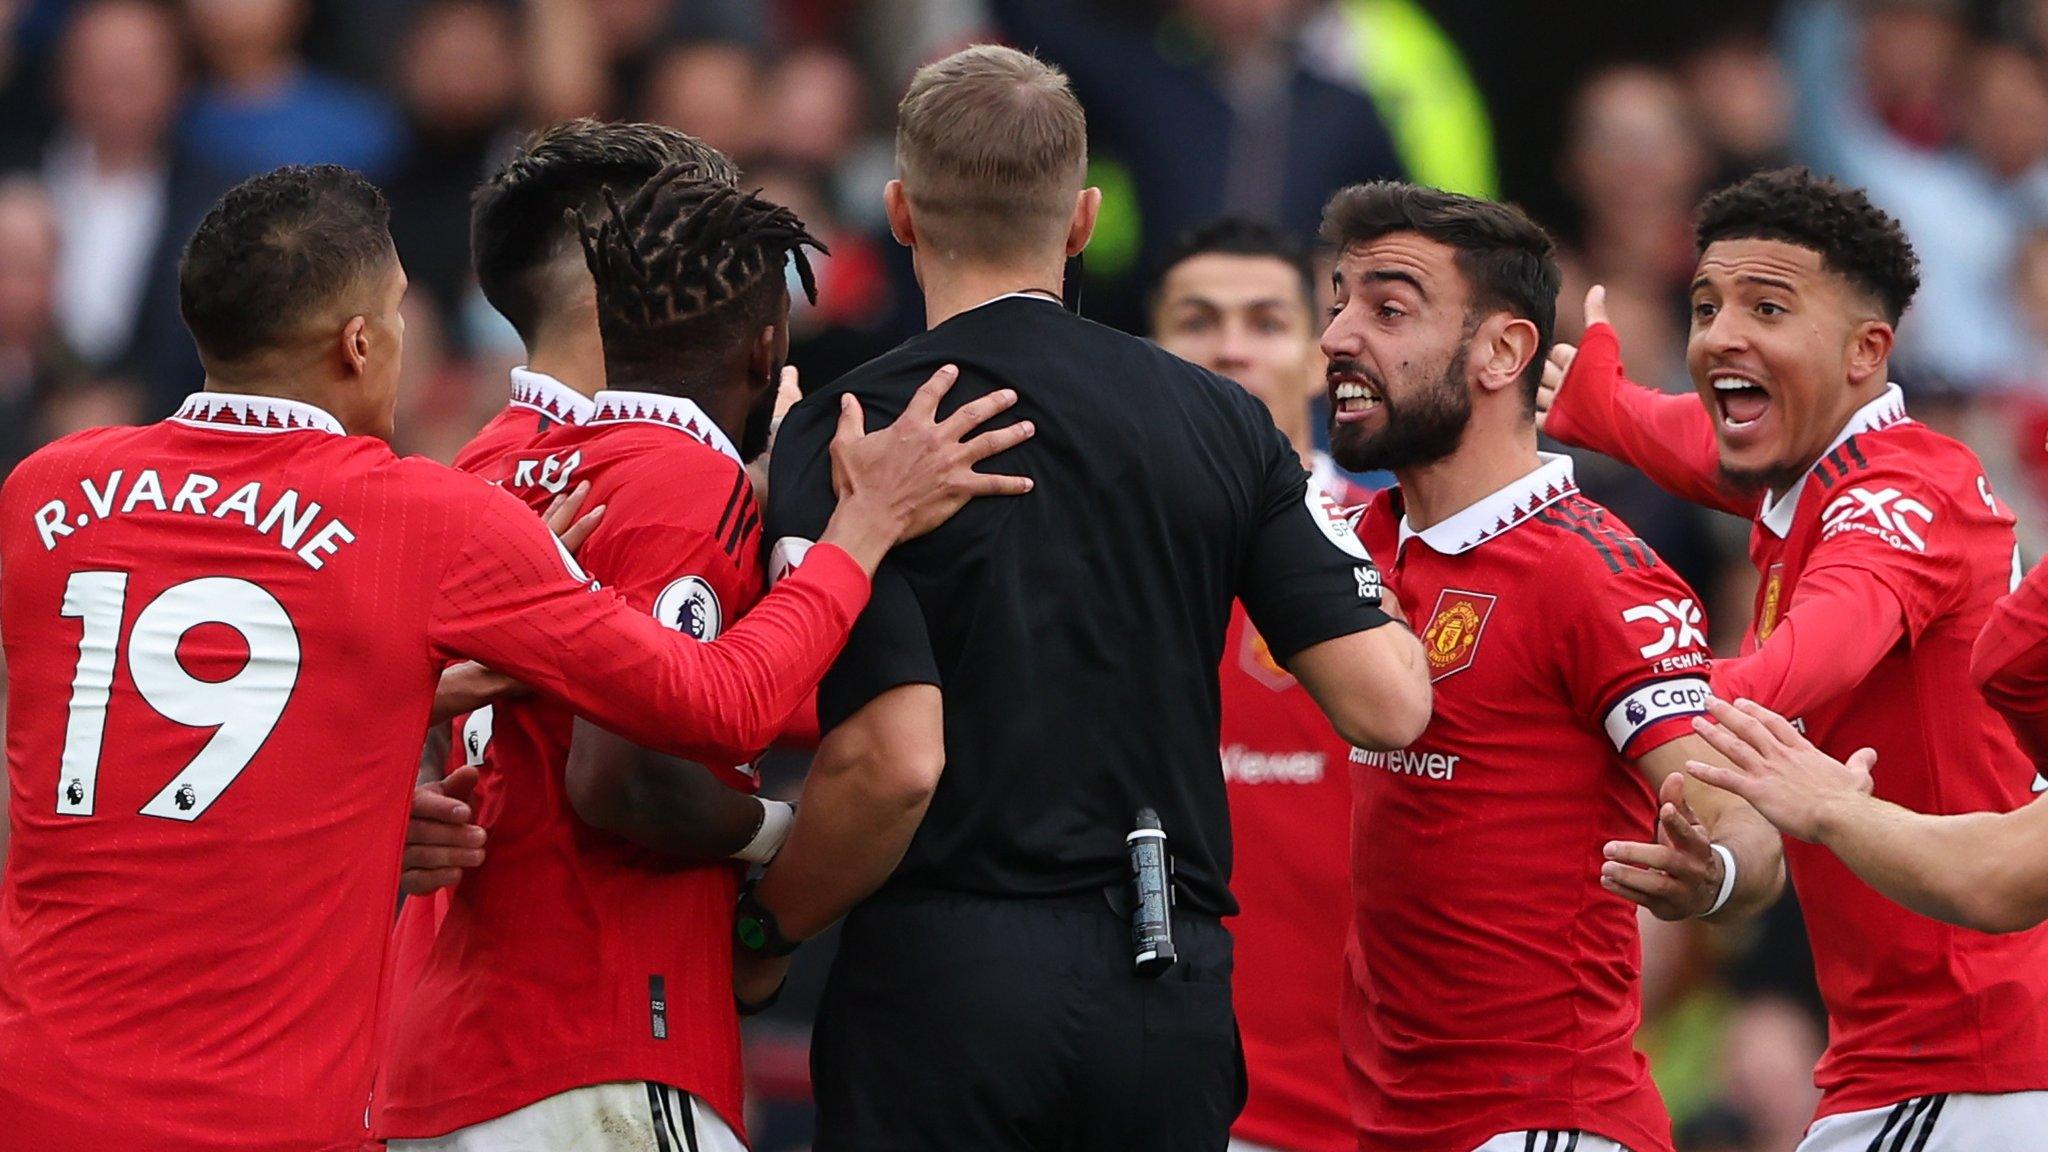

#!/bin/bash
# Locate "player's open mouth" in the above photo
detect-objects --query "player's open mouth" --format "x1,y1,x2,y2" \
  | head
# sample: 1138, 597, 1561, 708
1711, 373, 1771, 432
1330, 376, 1384, 425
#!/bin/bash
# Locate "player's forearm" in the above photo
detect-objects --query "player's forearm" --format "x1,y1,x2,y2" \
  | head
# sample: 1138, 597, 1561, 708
754, 684, 943, 941
1974, 562, 2048, 764
1711, 566, 1906, 718
565, 720, 762, 860
1813, 794, 2048, 933
1552, 324, 1749, 516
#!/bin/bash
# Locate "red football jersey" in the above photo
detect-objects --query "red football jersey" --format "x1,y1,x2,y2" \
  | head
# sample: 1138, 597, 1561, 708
0, 392, 869, 1152
1225, 457, 1369, 1152
1347, 455, 1707, 1152
1552, 329, 2048, 1119
378, 390, 765, 1140
376, 366, 595, 1137
450, 366, 594, 476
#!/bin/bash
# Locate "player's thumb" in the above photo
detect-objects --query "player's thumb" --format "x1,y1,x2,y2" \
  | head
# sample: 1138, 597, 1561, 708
1584, 284, 1609, 330
835, 393, 864, 445
1847, 747, 1879, 788
442, 765, 482, 803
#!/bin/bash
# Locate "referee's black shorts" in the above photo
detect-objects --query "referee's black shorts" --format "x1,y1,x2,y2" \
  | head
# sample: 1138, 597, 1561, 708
810, 887, 1245, 1152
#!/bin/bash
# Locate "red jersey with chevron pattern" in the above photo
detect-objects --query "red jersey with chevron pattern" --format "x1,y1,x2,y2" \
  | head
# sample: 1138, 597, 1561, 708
0, 392, 868, 1152
378, 389, 765, 1143
1346, 455, 1708, 1152
1550, 324, 2048, 1120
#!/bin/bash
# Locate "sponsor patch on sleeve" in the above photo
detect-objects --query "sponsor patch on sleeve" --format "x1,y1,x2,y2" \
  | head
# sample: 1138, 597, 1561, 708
1304, 485, 1371, 561
652, 575, 723, 640
1602, 677, 1712, 754
767, 536, 814, 584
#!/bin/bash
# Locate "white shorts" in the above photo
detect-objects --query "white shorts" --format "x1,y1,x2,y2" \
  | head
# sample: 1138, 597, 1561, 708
387, 1080, 745, 1152
1470, 1133, 1629, 1152
1797, 1092, 2048, 1152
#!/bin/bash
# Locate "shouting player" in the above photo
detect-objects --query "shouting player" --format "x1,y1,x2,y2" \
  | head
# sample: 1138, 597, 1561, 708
1324, 182, 1783, 1152
0, 164, 1028, 1152
1149, 216, 1366, 1152
378, 171, 877, 1151
1541, 167, 2048, 1151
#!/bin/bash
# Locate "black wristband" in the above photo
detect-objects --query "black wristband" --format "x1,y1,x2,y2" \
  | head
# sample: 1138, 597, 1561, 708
734, 878, 801, 958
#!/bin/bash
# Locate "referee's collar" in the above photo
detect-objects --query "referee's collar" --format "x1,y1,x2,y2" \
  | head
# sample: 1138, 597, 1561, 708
508, 367, 594, 425
1398, 453, 1578, 556
587, 389, 741, 463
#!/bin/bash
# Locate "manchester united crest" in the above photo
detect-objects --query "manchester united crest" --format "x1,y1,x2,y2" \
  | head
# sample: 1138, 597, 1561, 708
1239, 624, 1297, 692
1757, 564, 1785, 641
1421, 589, 1496, 682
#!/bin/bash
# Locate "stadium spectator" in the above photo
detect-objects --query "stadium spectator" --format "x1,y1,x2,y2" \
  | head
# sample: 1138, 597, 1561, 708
181, 0, 405, 181
641, 40, 764, 167
41, 0, 184, 373
0, 176, 83, 471
1680, 32, 1795, 188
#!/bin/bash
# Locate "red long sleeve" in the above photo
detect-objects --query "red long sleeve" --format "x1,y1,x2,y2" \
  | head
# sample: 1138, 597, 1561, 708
428, 485, 870, 763
1711, 563, 1907, 717
1974, 560, 2048, 766
1548, 324, 1758, 518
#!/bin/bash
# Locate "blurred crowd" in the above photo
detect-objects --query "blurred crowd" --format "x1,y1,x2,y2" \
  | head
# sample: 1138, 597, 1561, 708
5, 0, 2048, 1149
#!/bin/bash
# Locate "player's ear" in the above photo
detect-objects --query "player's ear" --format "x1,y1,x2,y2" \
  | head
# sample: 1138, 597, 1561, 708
341, 315, 371, 377
1065, 187, 1101, 258
749, 324, 778, 391
1845, 319, 1894, 388
884, 180, 915, 248
1476, 313, 1540, 397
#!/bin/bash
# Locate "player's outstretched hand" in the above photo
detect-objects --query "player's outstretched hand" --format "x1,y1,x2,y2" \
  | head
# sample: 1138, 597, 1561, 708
821, 364, 1036, 571
1600, 771, 1724, 921
1683, 698, 1877, 843
1537, 286, 1606, 434
401, 766, 487, 896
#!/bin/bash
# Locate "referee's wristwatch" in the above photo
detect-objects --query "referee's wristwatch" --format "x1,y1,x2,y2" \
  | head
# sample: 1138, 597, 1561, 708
734, 879, 801, 958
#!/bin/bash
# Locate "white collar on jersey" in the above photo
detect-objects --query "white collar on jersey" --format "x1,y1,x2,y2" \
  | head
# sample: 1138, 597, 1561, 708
1397, 452, 1578, 556
172, 392, 346, 437
1756, 382, 1910, 539
508, 367, 595, 424
959, 289, 1064, 316
587, 389, 741, 463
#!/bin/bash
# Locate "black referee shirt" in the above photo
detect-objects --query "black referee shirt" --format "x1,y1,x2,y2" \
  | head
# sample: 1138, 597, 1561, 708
766, 295, 1391, 916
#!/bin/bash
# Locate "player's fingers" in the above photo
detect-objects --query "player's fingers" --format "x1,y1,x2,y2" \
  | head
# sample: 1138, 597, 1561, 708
1602, 839, 1687, 875
1600, 865, 1689, 916
1683, 761, 1757, 802
558, 504, 606, 555
1690, 713, 1768, 773
1659, 802, 1712, 857
544, 481, 591, 537
400, 868, 466, 897
1703, 698, 1783, 758
1847, 748, 1880, 790
833, 394, 865, 449
404, 818, 485, 850
776, 365, 801, 415
959, 420, 1035, 464
1584, 284, 1609, 328
954, 470, 1036, 498
940, 388, 1020, 438
410, 785, 471, 825
904, 364, 960, 422
1735, 698, 1808, 750
439, 765, 482, 803
1548, 342, 1578, 369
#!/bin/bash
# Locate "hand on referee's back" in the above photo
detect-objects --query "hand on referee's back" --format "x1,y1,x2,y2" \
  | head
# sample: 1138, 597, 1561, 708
819, 364, 1036, 572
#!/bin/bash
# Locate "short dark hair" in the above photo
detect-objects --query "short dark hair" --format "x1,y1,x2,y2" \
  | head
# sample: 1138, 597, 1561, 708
472, 118, 740, 341
579, 163, 826, 389
1320, 182, 1561, 401
178, 164, 394, 364
1151, 216, 1315, 311
1694, 167, 1920, 324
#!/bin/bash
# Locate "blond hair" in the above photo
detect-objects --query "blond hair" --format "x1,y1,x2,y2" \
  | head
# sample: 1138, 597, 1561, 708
895, 45, 1088, 262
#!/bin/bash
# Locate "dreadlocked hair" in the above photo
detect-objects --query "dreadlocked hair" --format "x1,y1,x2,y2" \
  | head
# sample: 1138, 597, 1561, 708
579, 162, 827, 389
